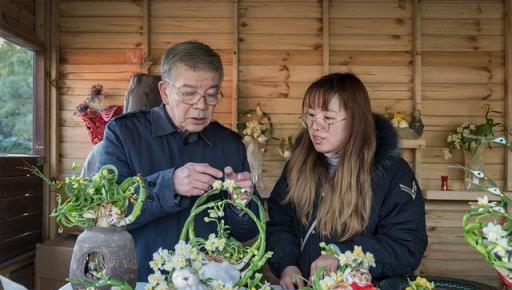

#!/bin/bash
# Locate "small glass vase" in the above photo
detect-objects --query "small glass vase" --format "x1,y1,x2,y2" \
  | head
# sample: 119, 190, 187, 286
245, 137, 264, 193
463, 141, 487, 191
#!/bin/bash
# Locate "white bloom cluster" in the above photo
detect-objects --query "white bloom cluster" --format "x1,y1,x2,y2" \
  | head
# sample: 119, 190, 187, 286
146, 241, 207, 289
313, 245, 376, 290
336, 246, 376, 270
482, 222, 512, 262
475, 195, 505, 213
243, 120, 266, 139
205, 233, 226, 253
318, 272, 346, 290
444, 122, 484, 159
208, 207, 225, 218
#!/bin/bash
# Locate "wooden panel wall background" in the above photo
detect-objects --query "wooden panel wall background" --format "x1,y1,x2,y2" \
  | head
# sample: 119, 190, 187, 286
53, 0, 510, 286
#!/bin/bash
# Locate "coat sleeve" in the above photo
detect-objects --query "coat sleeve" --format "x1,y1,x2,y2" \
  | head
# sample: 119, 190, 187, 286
98, 121, 191, 230
266, 167, 302, 278
329, 160, 428, 279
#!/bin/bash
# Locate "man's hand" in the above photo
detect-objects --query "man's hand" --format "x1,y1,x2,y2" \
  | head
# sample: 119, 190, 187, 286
224, 166, 254, 203
280, 266, 304, 289
310, 255, 339, 277
173, 163, 223, 196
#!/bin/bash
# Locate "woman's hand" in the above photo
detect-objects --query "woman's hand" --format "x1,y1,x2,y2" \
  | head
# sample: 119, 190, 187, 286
310, 254, 339, 276
280, 266, 304, 289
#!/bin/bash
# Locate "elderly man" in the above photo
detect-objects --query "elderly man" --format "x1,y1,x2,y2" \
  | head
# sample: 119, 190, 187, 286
98, 41, 258, 280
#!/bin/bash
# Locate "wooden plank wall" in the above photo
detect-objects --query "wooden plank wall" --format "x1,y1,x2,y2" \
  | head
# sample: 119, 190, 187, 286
54, 0, 509, 286
419, 2, 505, 286
58, 0, 235, 175
239, 1, 323, 192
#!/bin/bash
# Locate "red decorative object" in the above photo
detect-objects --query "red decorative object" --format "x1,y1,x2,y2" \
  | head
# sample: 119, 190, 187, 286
75, 84, 123, 144
78, 104, 123, 145
349, 282, 376, 290
498, 270, 512, 288
441, 175, 449, 191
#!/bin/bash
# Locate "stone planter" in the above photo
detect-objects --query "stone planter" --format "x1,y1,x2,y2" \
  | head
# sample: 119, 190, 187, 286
69, 226, 136, 289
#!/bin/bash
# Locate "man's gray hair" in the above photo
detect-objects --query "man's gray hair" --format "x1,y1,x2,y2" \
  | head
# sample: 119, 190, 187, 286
160, 41, 224, 83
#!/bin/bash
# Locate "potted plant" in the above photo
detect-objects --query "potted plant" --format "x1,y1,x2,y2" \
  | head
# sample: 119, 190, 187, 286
237, 105, 274, 192
145, 179, 272, 290
444, 104, 500, 190
27, 163, 147, 290
461, 136, 512, 287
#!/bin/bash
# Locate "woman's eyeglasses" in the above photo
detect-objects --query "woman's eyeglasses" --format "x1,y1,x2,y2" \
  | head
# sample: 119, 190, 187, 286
299, 114, 346, 131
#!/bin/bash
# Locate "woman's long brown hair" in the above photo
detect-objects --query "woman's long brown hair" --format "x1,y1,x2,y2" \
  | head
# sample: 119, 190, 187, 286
285, 73, 376, 241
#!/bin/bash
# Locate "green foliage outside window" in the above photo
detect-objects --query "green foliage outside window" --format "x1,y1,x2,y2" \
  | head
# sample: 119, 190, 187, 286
0, 39, 33, 154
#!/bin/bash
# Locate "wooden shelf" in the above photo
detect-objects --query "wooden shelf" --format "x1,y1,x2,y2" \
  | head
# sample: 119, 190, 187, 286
399, 139, 426, 149
425, 190, 501, 201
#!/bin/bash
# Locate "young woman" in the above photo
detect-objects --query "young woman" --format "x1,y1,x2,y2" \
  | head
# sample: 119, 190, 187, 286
266, 73, 427, 289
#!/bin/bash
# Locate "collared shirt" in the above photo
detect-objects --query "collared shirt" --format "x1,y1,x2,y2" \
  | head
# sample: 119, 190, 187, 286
98, 104, 258, 280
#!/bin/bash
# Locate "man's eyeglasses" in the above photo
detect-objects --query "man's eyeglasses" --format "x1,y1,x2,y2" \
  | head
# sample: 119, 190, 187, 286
299, 114, 346, 131
171, 83, 223, 105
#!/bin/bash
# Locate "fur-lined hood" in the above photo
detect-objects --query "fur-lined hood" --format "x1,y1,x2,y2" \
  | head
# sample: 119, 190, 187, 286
372, 114, 401, 176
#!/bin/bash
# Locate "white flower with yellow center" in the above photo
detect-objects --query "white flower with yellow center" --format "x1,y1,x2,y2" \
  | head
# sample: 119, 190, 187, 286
223, 179, 236, 193
352, 246, 365, 262
477, 195, 490, 206
189, 247, 199, 260
175, 241, 191, 257
212, 180, 223, 190
260, 282, 272, 290
319, 275, 335, 290
364, 252, 376, 267
483, 223, 507, 242
339, 251, 354, 266
148, 271, 165, 287
172, 255, 187, 269
215, 238, 226, 251
150, 251, 165, 270
205, 234, 217, 251
212, 280, 224, 290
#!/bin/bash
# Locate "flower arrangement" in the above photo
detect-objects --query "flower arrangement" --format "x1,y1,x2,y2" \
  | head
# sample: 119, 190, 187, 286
405, 277, 435, 290
237, 105, 274, 147
27, 163, 147, 231
461, 135, 512, 285
298, 243, 376, 290
237, 105, 274, 190
384, 105, 409, 128
443, 104, 499, 160
144, 179, 272, 290
75, 84, 123, 145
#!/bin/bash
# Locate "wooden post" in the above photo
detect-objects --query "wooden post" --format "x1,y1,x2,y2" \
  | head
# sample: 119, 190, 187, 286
49, 0, 60, 240
413, 0, 422, 178
323, 0, 329, 75
506, 0, 512, 191
232, 0, 239, 130
35, 0, 51, 241
143, 0, 150, 74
